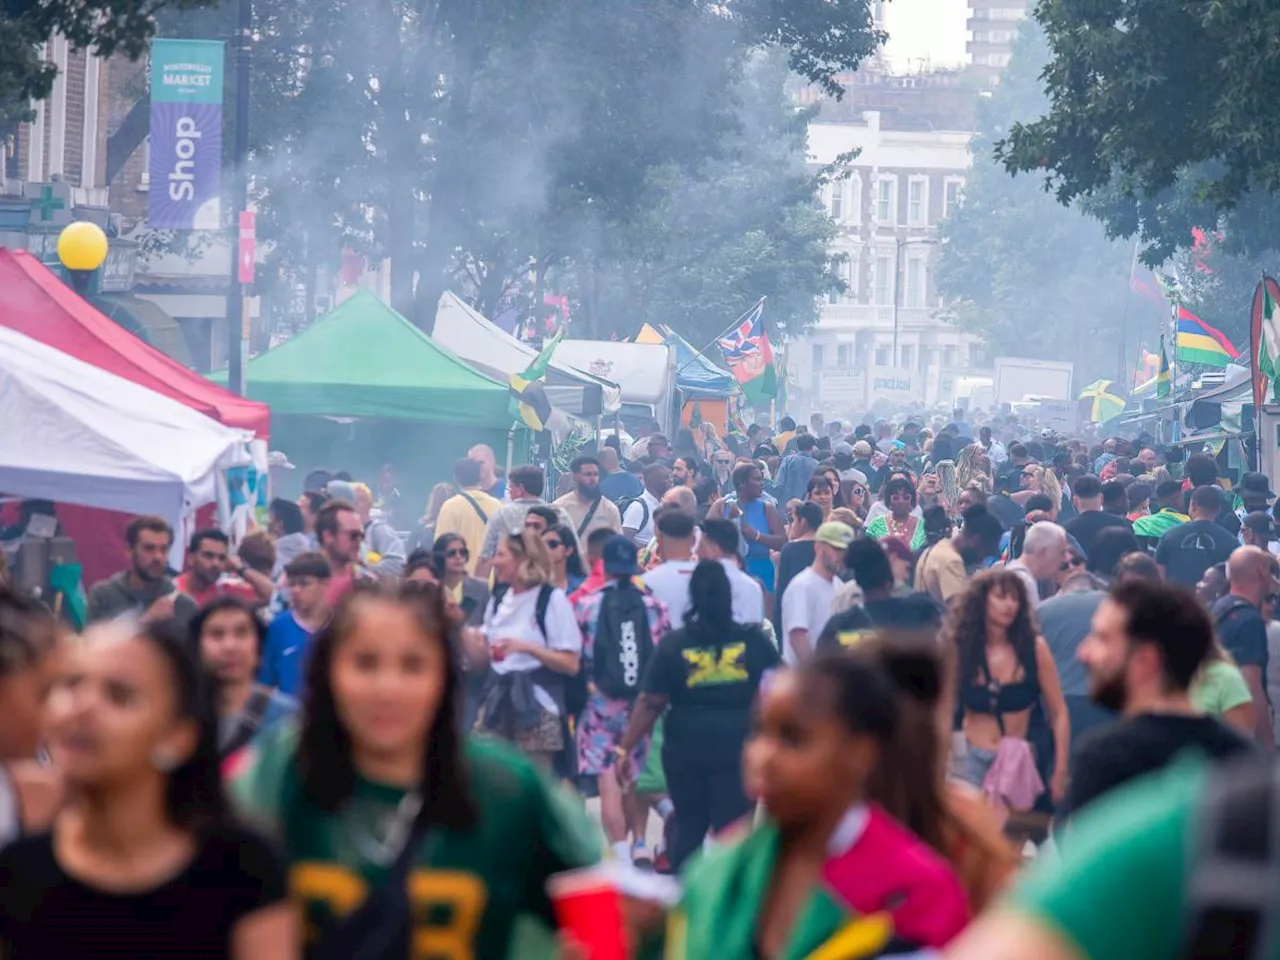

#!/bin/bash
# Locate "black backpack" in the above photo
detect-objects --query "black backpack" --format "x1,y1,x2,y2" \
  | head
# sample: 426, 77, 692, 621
590, 580, 655, 701
489, 582, 553, 641
1182, 758, 1280, 960
617, 496, 651, 537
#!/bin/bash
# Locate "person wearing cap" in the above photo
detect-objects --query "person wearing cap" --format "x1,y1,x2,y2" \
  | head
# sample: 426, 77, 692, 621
850, 440, 875, 484
779, 521, 854, 663
1242, 510, 1278, 555
1212, 546, 1279, 747
573, 535, 670, 866
1236, 471, 1276, 532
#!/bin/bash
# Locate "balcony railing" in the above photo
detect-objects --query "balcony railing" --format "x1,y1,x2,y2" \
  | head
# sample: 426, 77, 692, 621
818, 303, 946, 329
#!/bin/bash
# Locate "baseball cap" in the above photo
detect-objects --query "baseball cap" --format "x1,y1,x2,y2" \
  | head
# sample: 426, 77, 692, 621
1241, 472, 1276, 500
326, 479, 357, 503
852, 440, 873, 458
834, 441, 854, 457
268, 450, 296, 469
814, 521, 856, 550
602, 535, 641, 576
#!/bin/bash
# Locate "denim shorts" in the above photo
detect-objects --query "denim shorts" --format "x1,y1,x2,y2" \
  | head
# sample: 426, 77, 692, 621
952, 742, 997, 788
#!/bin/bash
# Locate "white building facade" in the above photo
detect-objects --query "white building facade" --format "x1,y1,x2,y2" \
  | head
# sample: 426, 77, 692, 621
794, 113, 987, 416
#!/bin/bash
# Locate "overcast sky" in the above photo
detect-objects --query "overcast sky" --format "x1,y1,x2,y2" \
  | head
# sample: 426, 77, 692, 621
880, 0, 969, 73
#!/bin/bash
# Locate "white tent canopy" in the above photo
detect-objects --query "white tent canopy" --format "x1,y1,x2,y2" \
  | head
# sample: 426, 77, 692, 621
0, 326, 253, 564
432, 292, 622, 417
554, 339, 678, 431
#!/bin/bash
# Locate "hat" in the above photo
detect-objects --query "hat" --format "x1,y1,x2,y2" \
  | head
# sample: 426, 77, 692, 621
1240, 472, 1276, 500
602, 535, 641, 576
840, 468, 868, 486
852, 440, 873, 458
833, 441, 854, 457
267, 450, 295, 469
1039, 427, 1056, 439
814, 521, 856, 550
326, 479, 357, 504
1244, 511, 1276, 540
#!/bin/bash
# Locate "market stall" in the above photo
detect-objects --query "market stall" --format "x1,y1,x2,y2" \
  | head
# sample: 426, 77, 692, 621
553, 339, 679, 435
0, 326, 253, 571
635, 322, 735, 433
0, 248, 269, 436
213, 290, 526, 502
432, 292, 622, 419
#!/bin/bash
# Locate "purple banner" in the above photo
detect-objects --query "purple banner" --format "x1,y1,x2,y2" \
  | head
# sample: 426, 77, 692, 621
148, 101, 223, 230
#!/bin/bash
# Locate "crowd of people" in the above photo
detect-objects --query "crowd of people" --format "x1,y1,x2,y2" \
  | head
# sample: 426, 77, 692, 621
1, 409, 1278, 958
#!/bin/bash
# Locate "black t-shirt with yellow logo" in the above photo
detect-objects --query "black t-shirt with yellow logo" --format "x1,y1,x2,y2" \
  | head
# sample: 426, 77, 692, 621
641, 623, 780, 762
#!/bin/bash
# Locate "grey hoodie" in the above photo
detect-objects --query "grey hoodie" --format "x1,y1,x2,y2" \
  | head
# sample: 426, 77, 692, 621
272, 532, 313, 577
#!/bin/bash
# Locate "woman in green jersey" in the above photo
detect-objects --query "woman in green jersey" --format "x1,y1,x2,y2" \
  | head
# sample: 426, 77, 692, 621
235, 580, 600, 960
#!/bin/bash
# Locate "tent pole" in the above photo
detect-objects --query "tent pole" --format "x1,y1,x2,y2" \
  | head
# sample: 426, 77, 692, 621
505, 426, 515, 493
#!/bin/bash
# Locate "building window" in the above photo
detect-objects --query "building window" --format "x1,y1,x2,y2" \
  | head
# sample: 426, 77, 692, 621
812, 343, 825, 369
987, 7, 1025, 19
837, 344, 852, 365
138, 135, 151, 191
875, 176, 897, 225
875, 345, 891, 366
943, 177, 964, 218
943, 345, 957, 367
907, 177, 928, 226
969, 343, 990, 367
828, 180, 843, 221
905, 258, 925, 308
900, 345, 914, 368
828, 258, 842, 304
874, 253, 894, 306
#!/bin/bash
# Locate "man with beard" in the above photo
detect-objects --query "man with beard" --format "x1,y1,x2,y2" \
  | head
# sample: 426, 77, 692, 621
553, 455, 622, 541
708, 450, 736, 498
1065, 579, 1254, 819
87, 516, 198, 628
671, 455, 700, 492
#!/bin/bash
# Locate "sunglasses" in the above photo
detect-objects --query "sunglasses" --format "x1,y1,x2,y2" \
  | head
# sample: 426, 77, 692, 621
342, 530, 365, 541
850, 487, 867, 497
446, 547, 469, 559
1061, 557, 1086, 572
544, 539, 564, 550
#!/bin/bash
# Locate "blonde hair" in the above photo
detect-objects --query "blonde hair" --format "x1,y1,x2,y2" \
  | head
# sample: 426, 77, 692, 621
504, 529, 553, 589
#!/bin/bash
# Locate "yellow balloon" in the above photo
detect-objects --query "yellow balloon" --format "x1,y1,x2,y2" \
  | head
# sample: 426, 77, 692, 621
57, 221, 109, 272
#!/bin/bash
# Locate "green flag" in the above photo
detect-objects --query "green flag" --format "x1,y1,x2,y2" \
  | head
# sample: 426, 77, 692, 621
1156, 335, 1172, 399
508, 329, 563, 431
1262, 284, 1280, 401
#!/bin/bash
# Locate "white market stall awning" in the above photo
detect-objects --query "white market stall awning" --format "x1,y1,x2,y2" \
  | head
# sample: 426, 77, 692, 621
553, 339, 678, 431
0, 326, 253, 561
432, 292, 622, 417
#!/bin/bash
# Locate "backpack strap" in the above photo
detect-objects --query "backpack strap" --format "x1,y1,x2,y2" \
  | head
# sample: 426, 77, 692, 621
533, 583, 554, 640
458, 491, 489, 525
576, 497, 602, 538
220, 688, 273, 758
1183, 761, 1280, 960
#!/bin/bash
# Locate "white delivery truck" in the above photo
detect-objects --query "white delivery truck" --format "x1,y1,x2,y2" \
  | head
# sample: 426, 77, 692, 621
993, 357, 1074, 406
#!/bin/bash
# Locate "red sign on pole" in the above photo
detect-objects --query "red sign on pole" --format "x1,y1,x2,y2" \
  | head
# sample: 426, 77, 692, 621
238, 210, 256, 284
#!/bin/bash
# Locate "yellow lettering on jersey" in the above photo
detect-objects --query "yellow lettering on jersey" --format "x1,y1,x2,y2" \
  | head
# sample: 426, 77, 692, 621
683, 643, 748, 687
836, 628, 875, 648
291, 862, 368, 941
290, 862, 488, 960
408, 870, 487, 960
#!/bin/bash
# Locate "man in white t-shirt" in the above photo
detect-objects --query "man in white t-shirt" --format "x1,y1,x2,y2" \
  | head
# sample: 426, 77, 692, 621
642, 509, 699, 629
622, 461, 671, 547
697, 518, 765, 625
781, 521, 855, 664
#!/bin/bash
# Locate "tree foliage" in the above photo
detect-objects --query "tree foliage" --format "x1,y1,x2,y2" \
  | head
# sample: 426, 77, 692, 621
936, 25, 1164, 382
193, 0, 879, 338
0, 0, 215, 127
996, 0, 1280, 261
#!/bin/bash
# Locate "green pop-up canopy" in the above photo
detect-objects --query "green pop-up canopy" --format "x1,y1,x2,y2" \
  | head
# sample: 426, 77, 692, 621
213, 290, 513, 427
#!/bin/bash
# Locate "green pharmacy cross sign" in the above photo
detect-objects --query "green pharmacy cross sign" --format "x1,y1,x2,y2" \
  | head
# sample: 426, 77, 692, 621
32, 185, 65, 222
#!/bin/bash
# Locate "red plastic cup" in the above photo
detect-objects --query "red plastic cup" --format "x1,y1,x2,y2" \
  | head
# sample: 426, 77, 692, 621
490, 641, 508, 663
547, 867, 628, 960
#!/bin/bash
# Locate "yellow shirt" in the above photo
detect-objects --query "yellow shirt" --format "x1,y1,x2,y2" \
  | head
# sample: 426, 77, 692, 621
433, 488, 503, 574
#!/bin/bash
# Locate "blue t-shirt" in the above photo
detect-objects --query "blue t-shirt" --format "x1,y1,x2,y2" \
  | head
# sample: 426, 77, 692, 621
259, 611, 319, 697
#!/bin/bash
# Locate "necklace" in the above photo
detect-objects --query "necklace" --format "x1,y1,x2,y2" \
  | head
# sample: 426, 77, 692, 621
887, 515, 911, 538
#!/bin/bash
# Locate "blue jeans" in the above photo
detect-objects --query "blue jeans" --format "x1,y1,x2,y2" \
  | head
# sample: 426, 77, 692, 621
953, 742, 996, 788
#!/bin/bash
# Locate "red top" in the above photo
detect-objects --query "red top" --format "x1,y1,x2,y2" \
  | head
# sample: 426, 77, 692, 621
175, 573, 258, 608
0, 249, 270, 437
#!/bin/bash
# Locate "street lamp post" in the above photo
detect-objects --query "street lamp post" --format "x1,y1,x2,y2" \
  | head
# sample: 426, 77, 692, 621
891, 236, 939, 360
57, 221, 109, 295
226, 0, 252, 395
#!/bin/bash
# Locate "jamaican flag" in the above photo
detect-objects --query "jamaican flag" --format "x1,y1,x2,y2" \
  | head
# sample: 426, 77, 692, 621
509, 328, 563, 431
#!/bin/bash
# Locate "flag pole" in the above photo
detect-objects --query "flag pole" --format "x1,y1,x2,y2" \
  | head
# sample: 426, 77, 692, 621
682, 296, 768, 377
1169, 296, 1180, 443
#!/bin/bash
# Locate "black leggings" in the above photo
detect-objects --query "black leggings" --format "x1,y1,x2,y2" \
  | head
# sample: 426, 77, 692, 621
663, 747, 752, 871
